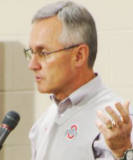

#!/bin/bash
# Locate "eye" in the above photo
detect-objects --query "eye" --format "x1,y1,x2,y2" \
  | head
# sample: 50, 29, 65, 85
38, 50, 47, 57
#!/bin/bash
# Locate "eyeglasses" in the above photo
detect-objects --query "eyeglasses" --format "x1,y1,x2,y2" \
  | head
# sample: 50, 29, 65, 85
24, 44, 80, 61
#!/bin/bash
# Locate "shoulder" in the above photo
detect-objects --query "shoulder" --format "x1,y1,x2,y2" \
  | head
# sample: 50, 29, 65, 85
29, 106, 51, 141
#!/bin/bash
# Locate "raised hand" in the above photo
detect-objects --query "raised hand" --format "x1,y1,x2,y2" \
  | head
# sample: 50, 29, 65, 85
96, 102, 132, 158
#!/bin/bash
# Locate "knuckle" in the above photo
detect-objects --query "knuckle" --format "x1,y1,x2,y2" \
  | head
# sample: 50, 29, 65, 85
106, 119, 111, 124
116, 120, 121, 126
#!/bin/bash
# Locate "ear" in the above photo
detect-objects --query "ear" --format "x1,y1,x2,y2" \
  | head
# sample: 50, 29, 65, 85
73, 44, 89, 67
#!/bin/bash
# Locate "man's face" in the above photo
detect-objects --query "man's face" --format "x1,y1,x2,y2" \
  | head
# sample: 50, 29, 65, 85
28, 16, 76, 95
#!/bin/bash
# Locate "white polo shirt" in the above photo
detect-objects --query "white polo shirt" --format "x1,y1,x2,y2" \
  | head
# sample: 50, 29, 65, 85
29, 75, 133, 160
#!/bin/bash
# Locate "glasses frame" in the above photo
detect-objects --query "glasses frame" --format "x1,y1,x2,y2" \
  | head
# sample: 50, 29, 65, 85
24, 44, 81, 61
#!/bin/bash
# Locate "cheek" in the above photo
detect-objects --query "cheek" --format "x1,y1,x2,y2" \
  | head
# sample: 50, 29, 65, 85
42, 56, 73, 80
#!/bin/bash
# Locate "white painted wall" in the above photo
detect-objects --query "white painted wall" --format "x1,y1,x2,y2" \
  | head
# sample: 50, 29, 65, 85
0, 0, 133, 159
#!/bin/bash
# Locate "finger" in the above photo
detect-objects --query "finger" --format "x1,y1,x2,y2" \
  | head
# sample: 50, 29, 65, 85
123, 101, 130, 114
115, 102, 130, 123
105, 106, 122, 127
97, 111, 112, 128
96, 121, 109, 136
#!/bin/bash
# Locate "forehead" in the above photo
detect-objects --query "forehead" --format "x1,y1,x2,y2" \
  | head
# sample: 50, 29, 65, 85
29, 16, 63, 48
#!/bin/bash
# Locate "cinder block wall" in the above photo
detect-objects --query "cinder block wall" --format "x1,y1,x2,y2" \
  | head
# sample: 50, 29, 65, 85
0, 41, 36, 159
0, 0, 133, 159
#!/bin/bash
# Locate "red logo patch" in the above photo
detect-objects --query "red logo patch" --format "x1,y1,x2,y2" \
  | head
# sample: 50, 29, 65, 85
65, 124, 78, 139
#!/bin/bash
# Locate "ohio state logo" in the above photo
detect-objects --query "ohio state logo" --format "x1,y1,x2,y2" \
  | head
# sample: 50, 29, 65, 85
65, 124, 78, 139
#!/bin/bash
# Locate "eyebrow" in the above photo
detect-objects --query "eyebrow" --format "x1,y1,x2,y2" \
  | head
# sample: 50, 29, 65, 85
29, 44, 50, 51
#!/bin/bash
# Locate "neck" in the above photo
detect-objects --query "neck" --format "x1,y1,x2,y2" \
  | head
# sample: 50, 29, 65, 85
54, 69, 95, 102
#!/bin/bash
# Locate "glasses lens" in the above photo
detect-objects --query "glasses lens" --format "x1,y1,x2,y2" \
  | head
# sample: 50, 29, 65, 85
24, 49, 32, 61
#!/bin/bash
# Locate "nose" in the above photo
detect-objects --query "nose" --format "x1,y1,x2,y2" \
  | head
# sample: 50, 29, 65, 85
28, 54, 41, 71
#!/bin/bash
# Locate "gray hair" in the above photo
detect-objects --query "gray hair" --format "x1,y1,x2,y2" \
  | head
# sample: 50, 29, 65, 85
32, 1, 97, 68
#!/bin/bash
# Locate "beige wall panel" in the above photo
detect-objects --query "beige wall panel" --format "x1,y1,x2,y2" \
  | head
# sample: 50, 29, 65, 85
107, 32, 133, 87
113, 87, 133, 102
0, 91, 34, 158
95, 31, 133, 85
3, 92, 35, 144
34, 92, 52, 120
3, 145, 31, 160
0, 41, 34, 91
0, 41, 35, 158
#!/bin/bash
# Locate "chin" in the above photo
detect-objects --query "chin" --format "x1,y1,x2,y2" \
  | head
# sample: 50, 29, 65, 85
38, 88, 49, 93
37, 86, 53, 94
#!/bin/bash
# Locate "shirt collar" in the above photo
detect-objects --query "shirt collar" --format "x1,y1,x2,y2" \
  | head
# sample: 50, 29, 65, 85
69, 74, 105, 105
50, 74, 104, 114
50, 94, 72, 114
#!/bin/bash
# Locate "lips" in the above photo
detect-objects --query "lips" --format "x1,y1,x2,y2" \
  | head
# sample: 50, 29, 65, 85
35, 75, 42, 82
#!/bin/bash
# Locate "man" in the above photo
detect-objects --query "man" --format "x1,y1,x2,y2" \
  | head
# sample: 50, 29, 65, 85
25, 1, 133, 160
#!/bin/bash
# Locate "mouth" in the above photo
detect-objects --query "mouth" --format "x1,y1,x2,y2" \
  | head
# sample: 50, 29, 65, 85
35, 76, 42, 82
